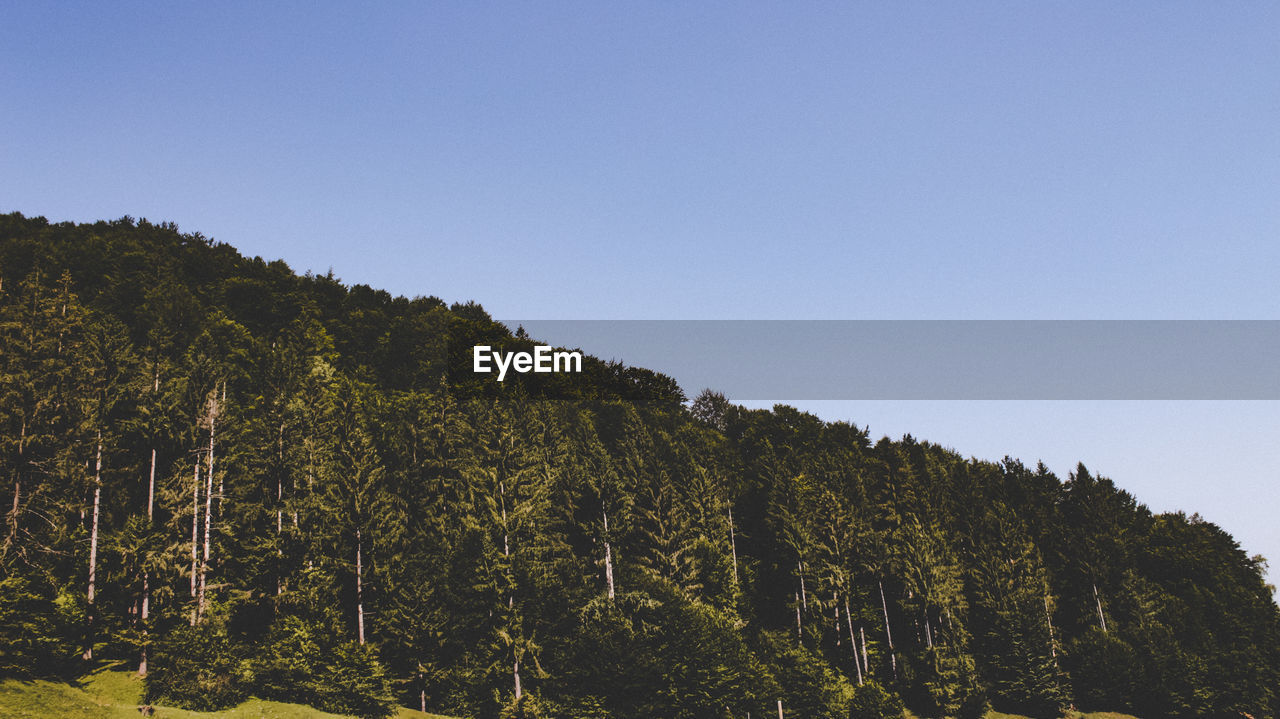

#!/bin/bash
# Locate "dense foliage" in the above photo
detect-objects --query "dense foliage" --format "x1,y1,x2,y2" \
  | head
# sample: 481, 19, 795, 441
2, 212, 1278, 718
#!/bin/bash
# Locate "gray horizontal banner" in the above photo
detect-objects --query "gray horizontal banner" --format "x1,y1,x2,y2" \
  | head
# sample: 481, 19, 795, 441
499, 320, 1280, 400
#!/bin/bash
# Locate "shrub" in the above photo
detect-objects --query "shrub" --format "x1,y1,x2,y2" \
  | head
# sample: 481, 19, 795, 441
144, 625, 250, 710
309, 640, 395, 719
848, 681, 904, 719
0, 575, 80, 678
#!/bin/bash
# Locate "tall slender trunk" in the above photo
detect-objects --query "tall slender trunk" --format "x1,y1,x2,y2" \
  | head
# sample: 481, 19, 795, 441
798, 562, 807, 610
728, 505, 739, 587
924, 612, 933, 649
777, 699, 784, 719
84, 433, 102, 660
795, 592, 802, 639
138, 573, 149, 675
215, 383, 225, 520
7, 417, 25, 550
500, 480, 513, 609
356, 528, 366, 645
603, 511, 615, 600
276, 422, 284, 595
139, 432, 156, 676
197, 393, 217, 624
500, 480, 510, 558
879, 579, 896, 680
845, 598, 863, 686
513, 656, 522, 700
7, 477, 17, 550
860, 626, 869, 679
190, 460, 200, 601
1093, 582, 1108, 633
1045, 594, 1057, 658
833, 593, 841, 646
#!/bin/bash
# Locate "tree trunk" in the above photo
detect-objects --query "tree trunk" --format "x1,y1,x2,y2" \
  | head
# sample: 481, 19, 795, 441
879, 579, 896, 680
845, 598, 863, 686
215, 383, 226, 521
777, 699, 784, 719
7, 477, 17, 551
1045, 593, 1057, 658
513, 656, 522, 701
190, 460, 200, 601
795, 592, 802, 639
1093, 582, 1108, 633
860, 626, 869, 679
356, 528, 366, 645
138, 572, 149, 675
603, 511, 615, 600
798, 562, 807, 610
276, 422, 284, 595
197, 393, 217, 625
84, 433, 102, 660
139, 439, 156, 676
500, 480, 510, 558
833, 593, 840, 647
7, 417, 25, 551
728, 505, 739, 587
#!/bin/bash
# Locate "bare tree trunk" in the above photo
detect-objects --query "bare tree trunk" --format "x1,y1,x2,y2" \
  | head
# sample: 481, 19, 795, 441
7, 477, 17, 550
728, 505, 739, 587
860, 626, 869, 679
833, 593, 840, 646
276, 422, 284, 595
845, 598, 863, 686
139, 437, 156, 676
603, 511, 615, 600
795, 592, 802, 639
138, 572, 149, 675
190, 460, 200, 601
513, 656, 522, 701
7, 417, 25, 551
215, 383, 225, 520
500, 480, 510, 559
798, 562, 807, 610
356, 528, 366, 645
1093, 582, 1108, 633
879, 579, 896, 680
777, 699, 784, 719
500, 479, 513, 609
197, 393, 217, 625
84, 432, 102, 660
1045, 594, 1057, 658
924, 612, 933, 649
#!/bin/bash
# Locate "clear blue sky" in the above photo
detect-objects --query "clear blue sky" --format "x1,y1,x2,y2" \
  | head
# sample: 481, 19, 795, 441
3, 3, 1279, 581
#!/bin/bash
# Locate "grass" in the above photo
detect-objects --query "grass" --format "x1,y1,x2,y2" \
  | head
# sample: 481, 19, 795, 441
0, 663, 457, 719
905, 711, 1139, 719
4, 671, 1147, 719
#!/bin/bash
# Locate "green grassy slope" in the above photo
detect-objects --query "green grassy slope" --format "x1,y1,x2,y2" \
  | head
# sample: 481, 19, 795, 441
0, 668, 1145, 719
0, 664, 455, 719
909, 710, 1140, 719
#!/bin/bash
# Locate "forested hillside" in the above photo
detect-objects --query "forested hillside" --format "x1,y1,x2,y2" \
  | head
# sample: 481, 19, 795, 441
2, 213, 1278, 719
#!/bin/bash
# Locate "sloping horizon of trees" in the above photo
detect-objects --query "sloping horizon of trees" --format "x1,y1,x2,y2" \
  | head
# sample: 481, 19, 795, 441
2, 212, 1278, 719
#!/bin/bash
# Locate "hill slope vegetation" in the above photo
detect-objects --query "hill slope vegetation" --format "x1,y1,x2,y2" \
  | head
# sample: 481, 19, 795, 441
2, 213, 1278, 718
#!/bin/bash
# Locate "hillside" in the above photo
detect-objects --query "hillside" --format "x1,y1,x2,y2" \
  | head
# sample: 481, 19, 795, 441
0, 669, 1143, 719
0, 663, 451, 719
2, 212, 1279, 719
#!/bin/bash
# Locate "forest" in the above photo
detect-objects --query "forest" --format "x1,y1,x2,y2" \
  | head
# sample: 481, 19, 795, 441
2, 212, 1278, 719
